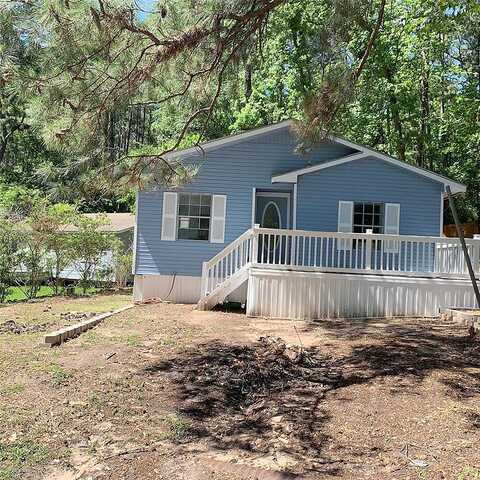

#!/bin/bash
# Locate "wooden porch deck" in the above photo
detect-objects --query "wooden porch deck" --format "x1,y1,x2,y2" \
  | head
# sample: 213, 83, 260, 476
198, 227, 480, 318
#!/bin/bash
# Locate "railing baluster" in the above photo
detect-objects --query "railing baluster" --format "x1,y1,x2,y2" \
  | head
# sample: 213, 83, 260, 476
295, 235, 299, 266
301, 236, 305, 266
308, 237, 311, 267
355, 239, 359, 269
365, 234, 372, 270
329, 237, 333, 268
319, 236, 322, 267
200, 228, 474, 304
266, 234, 271, 264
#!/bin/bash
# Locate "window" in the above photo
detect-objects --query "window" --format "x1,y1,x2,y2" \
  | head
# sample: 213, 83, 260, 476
353, 202, 384, 233
177, 193, 211, 240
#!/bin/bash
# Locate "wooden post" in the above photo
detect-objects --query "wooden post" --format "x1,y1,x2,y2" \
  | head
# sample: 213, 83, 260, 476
446, 185, 480, 307
201, 261, 208, 297
365, 228, 372, 270
252, 224, 260, 265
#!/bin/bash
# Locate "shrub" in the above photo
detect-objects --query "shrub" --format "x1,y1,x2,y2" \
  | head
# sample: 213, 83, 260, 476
0, 216, 23, 303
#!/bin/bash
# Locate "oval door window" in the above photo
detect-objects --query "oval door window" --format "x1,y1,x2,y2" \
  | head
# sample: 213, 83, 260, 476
261, 201, 281, 252
261, 201, 282, 229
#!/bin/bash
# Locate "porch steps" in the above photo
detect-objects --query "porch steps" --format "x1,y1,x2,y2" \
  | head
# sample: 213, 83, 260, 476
197, 266, 249, 311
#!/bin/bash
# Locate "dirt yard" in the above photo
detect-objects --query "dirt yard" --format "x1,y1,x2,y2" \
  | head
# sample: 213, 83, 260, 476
1, 295, 480, 480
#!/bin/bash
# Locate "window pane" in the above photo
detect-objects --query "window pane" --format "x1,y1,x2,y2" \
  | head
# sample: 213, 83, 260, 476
353, 202, 384, 237
354, 214, 363, 225
176, 193, 212, 241
189, 217, 200, 229
199, 229, 209, 241
190, 205, 200, 216
178, 228, 191, 239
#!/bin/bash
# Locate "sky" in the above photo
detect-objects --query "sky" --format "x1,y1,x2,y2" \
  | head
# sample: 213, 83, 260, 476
136, 0, 156, 20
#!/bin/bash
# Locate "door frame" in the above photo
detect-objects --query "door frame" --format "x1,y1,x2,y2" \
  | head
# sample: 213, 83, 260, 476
251, 188, 291, 229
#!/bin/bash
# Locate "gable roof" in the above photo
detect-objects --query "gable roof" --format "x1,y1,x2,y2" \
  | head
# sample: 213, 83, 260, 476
164, 119, 466, 194
164, 120, 293, 159
272, 138, 466, 194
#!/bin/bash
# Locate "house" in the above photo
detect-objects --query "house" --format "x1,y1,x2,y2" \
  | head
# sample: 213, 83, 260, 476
63, 213, 135, 250
60, 212, 135, 283
133, 120, 479, 319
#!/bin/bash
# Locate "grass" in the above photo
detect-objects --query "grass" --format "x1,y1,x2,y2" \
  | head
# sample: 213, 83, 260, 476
160, 413, 189, 441
5, 286, 99, 302
125, 333, 141, 347
48, 365, 73, 388
458, 467, 480, 480
0, 439, 49, 480
0, 384, 25, 397
0, 293, 136, 479
0, 293, 132, 329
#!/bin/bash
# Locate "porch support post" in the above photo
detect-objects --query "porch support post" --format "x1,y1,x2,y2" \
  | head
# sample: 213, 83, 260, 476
365, 229, 372, 270
252, 224, 260, 265
446, 185, 480, 308
201, 261, 208, 297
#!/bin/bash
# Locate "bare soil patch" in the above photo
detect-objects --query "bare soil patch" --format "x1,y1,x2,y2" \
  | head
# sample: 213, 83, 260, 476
1, 299, 480, 479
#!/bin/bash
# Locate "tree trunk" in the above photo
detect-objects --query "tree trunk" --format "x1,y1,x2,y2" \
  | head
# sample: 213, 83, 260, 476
0, 140, 7, 166
384, 68, 406, 161
417, 51, 431, 169
245, 63, 252, 100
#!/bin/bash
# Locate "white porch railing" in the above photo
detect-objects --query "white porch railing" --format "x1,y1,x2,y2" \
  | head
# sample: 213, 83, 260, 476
200, 227, 480, 300
200, 228, 256, 298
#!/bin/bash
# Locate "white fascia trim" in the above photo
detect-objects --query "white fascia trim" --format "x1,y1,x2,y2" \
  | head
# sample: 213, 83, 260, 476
164, 120, 293, 160
272, 152, 368, 183
272, 141, 466, 194
331, 136, 466, 194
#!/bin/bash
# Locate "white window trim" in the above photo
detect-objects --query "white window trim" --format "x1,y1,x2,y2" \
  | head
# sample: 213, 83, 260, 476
254, 191, 291, 229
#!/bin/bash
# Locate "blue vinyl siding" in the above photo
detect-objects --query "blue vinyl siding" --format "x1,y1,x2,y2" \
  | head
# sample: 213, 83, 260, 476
135, 129, 353, 276
135, 127, 444, 278
296, 156, 443, 236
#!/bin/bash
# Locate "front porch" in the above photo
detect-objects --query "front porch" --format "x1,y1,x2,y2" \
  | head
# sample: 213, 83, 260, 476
198, 227, 480, 319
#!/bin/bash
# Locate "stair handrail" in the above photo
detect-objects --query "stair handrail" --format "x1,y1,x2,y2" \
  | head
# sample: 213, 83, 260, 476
201, 227, 257, 297
204, 228, 255, 269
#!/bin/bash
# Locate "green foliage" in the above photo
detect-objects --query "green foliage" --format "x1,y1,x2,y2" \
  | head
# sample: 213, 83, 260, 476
0, 438, 49, 480
39, 203, 77, 294
0, 184, 40, 217
112, 245, 133, 288
0, 216, 23, 303
69, 214, 118, 293
0, 0, 479, 223
48, 365, 73, 388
